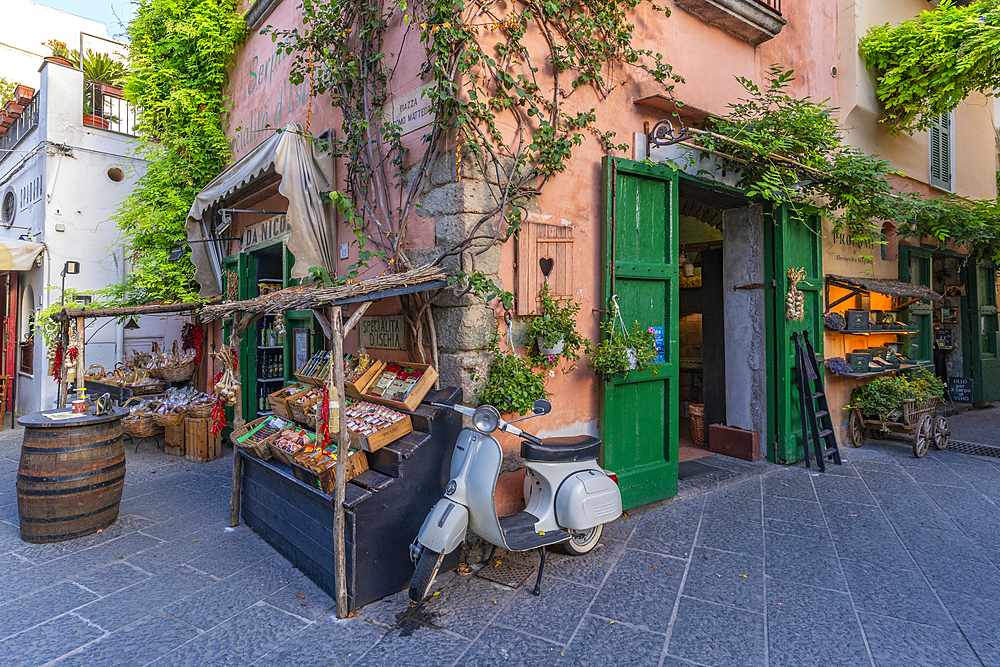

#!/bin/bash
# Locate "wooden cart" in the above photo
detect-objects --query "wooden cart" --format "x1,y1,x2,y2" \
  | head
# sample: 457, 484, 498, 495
848, 398, 950, 458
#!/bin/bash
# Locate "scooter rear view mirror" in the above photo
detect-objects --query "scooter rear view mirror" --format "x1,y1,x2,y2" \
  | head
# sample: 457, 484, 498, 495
531, 399, 552, 415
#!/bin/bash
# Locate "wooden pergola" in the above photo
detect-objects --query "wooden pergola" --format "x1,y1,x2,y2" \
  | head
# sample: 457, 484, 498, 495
49, 300, 217, 409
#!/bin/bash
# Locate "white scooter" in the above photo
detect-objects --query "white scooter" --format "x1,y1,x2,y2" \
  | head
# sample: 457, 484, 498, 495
409, 399, 623, 602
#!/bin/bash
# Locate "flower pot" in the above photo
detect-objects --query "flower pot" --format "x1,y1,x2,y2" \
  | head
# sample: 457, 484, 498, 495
83, 113, 111, 129
43, 56, 74, 68
537, 337, 565, 355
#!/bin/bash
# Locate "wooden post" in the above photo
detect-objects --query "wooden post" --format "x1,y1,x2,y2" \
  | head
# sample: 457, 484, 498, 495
332, 307, 350, 618
75, 317, 85, 393
58, 321, 69, 408
229, 317, 245, 527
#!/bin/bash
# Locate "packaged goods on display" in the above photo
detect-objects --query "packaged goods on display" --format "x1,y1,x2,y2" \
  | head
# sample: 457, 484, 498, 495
344, 401, 406, 437
365, 364, 424, 403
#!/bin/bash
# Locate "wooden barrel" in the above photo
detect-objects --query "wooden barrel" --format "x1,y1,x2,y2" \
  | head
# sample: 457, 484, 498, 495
16, 408, 127, 543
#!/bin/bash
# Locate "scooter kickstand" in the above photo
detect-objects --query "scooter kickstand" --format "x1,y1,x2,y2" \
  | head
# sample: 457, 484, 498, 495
532, 546, 547, 597
487, 545, 497, 564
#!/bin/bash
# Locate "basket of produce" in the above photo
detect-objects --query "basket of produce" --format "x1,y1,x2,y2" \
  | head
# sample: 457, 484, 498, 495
231, 416, 268, 443
269, 427, 316, 466
84, 364, 106, 381
122, 398, 162, 438
130, 379, 166, 396
289, 386, 323, 424
185, 392, 216, 419
267, 383, 309, 421
153, 407, 186, 428
149, 341, 196, 383
233, 416, 284, 461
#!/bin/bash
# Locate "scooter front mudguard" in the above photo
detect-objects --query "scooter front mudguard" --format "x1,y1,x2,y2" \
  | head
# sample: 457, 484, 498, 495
416, 499, 469, 555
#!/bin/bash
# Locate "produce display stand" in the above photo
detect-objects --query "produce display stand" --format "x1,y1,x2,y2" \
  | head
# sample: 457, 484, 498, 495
198, 265, 448, 617
848, 397, 950, 458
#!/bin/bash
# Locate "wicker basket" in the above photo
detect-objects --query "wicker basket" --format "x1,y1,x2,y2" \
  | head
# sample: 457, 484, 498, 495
122, 398, 162, 438
231, 416, 276, 461
186, 403, 214, 419
269, 440, 305, 466
131, 381, 165, 396
149, 341, 196, 383
688, 404, 705, 447
153, 410, 186, 428
289, 391, 321, 425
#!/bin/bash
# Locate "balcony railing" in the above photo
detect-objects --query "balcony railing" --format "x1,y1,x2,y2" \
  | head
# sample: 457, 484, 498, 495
756, 0, 781, 15
84, 81, 137, 136
0, 92, 39, 154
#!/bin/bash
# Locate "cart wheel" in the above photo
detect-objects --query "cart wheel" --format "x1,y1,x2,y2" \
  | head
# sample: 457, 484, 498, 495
912, 415, 931, 458
932, 415, 950, 450
849, 411, 866, 448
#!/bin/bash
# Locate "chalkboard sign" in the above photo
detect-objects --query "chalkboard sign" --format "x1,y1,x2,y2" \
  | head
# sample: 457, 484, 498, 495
949, 377, 973, 403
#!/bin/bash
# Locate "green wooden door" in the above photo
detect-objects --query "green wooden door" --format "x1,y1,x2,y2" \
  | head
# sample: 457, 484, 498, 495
600, 157, 679, 510
963, 259, 1000, 403
898, 247, 933, 363
765, 206, 824, 464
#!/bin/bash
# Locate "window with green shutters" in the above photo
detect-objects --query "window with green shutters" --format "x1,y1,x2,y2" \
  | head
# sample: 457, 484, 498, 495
929, 112, 953, 192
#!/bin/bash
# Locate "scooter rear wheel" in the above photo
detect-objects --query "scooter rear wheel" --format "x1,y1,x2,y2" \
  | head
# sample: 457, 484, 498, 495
409, 549, 445, 603
558, 524, 603, 556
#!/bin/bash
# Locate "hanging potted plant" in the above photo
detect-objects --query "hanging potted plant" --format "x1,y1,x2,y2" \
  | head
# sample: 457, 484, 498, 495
526, 283, 585, 367
474, 336, 551, 416
587, 319, 659, 380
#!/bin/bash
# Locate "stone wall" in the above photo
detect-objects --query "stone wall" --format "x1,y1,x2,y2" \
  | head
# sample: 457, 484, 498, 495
405, 151, 507, 404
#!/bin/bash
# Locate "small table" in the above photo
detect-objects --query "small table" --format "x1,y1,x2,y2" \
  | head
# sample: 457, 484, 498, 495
16, 407, 128, 543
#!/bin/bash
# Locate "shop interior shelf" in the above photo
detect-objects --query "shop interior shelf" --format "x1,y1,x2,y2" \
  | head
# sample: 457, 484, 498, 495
257, 410, 273, 416
828, 328, 916, 335
258, 377, 284, 383
827, 361, 930, 379
258, 345, 284, 350
258, 279, 283, 283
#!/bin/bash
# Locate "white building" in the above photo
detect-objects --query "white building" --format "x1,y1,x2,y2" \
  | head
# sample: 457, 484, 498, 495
0, 52, 180, 417
0, 0, 118, 91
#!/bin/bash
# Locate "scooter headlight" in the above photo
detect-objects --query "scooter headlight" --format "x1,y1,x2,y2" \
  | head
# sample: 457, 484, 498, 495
473, 405, 501, 433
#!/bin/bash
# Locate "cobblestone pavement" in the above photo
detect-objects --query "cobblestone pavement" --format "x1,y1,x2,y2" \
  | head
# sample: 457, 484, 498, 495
1, 416, 999, 666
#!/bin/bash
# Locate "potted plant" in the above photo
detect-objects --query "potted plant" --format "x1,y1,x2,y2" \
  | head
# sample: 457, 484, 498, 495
475, 337, 551, 416
587, 320, 659, 380
526, 283, 585, 367
42, 40, 73, 68
75, 50, 126, 129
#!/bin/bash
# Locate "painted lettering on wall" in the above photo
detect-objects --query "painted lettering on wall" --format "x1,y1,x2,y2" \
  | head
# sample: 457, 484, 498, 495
242, 213, 290, 249
832, 230, 878, 250
359, 316, 406, 350
19, 175, 43, 213
229, 46, 309, 156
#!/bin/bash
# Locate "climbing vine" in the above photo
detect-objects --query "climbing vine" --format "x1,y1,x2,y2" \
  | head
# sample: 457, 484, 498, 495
101, 0, 246, 306
686, 66, 1000, 260
267, 0, 682, 356
859, 0, 1000, 133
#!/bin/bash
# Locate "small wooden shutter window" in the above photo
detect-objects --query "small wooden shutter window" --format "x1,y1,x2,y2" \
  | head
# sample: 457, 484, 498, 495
516, 222, 574, 315
929, 112, 952, 192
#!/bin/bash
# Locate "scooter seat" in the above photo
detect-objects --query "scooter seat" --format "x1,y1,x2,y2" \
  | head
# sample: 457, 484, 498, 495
521, 435, 602, 463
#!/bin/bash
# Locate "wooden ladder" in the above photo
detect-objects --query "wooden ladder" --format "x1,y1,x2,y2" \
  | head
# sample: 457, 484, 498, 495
792, 330, 841, 472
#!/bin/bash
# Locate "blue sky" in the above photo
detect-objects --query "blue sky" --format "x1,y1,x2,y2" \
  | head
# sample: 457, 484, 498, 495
34, 0, 135, 41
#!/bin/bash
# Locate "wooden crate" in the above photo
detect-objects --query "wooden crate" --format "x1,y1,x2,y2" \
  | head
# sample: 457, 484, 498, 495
268, 383, 309, 421
349, 414, 413, 453
185, 417, 222, 463
291, 447, 368, 494
358, 362, 438, 412
289, 388, 323, 424
344, 359, 388, 400
164, 422, 185, 457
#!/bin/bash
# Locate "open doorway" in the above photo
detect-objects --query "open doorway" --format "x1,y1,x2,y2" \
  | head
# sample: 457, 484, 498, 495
677, 203, 725, 461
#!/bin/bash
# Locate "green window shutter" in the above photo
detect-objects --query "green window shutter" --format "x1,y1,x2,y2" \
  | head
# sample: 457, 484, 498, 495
929, 113, 952, 191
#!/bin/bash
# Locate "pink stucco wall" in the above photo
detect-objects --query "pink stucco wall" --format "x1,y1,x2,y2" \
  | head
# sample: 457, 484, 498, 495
221, 0, 839, 458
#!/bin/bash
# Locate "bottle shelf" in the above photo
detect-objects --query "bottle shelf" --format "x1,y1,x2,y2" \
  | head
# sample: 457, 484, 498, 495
258, 346, 284, 350
258, 377, 284, 383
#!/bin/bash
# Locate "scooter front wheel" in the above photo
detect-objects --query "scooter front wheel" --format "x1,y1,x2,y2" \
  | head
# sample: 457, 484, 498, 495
409, 548, 445, 603
558, 524, 603, 556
